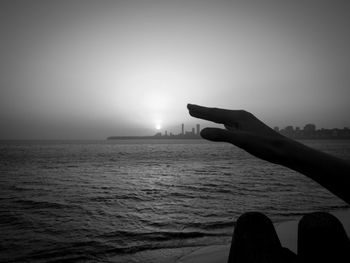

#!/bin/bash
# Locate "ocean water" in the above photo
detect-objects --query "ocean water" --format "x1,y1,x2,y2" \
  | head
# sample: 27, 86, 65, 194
1, 139, 349, 262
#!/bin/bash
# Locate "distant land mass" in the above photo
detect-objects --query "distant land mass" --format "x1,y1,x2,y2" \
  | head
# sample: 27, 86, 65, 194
107, 123, 350, 140
107, 134, 201, 140
108, 123, 201, 140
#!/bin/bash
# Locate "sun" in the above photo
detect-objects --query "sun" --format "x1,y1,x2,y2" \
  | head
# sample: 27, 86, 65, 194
155, 124, 161, 130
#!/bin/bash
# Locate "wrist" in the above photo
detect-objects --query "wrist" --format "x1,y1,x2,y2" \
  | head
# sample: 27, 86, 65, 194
278, 138, 326, 177
276, 137, 306, 167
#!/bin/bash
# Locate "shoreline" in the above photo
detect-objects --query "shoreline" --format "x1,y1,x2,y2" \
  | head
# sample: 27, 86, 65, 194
174, 207, 350, 263
115, 207, 350, 263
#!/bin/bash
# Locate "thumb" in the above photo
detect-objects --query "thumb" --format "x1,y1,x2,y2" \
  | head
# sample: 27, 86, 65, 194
200, 127, 249, 148
200, 127, 232, 142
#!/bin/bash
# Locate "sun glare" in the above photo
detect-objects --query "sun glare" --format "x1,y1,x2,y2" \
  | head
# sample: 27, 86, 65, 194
118, 60, 199, 130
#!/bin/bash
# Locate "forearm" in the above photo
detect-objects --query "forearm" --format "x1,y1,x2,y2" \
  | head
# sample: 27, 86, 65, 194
279, 139, 350, 204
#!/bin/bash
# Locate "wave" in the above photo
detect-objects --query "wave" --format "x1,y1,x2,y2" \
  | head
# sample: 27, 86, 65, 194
101, 229, 226, 243
109, 242, 207, 255
185, 221, 234, 230
6, 240, 113, 263
14, 199, 75, 210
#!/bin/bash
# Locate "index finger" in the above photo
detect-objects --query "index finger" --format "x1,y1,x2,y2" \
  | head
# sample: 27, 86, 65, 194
187, 104, 243, 124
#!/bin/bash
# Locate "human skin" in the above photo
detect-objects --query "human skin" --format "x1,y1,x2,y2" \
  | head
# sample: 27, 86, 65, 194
187, 103, 350, 204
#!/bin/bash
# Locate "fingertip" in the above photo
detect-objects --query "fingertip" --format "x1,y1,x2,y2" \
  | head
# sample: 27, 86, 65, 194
200, 127, 224, 141
187, 104, 203, 119
187, 103, 195, 111
187, 103, 201, 110
199, 127, 210, 138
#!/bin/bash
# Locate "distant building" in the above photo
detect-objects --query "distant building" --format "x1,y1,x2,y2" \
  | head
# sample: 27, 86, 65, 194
192, 127, 195, 134
196, 124, 200, 135
304, 124, 316, 133
332, 129, 338, 137
285, 126, 294, 133
181, 123, 184, 135
280, 126, 294, 138
165, 130, 168, 136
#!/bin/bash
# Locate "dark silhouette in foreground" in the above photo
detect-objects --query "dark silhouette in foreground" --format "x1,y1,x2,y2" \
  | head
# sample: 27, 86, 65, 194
187, 103, 350, 262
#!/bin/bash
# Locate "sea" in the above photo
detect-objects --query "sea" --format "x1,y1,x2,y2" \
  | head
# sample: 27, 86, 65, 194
1, 139, 349, 263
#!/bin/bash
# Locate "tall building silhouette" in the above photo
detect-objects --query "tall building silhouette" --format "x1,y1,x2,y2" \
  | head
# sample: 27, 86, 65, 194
196, 124, 200, 135
181, 123, 184, 135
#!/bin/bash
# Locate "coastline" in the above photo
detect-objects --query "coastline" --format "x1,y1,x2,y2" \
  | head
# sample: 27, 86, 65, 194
174, 207, 350, 263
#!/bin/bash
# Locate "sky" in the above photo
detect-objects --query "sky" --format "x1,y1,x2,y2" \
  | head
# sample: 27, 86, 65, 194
1, 0, 350, 139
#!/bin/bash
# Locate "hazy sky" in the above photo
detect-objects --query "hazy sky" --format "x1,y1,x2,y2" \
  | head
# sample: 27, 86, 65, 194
1, 0, 349, 139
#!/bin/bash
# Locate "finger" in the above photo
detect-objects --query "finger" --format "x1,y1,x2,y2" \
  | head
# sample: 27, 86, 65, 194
187, 104, 245, 124
201, 128, 283, 164
200, 127, 249, 149
187, 104, 231, 123
224, 123, 239, 130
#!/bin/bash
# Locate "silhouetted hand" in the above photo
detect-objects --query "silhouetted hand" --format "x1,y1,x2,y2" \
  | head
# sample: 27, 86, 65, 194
187, 103, 287, 164
187, 103, 350, 204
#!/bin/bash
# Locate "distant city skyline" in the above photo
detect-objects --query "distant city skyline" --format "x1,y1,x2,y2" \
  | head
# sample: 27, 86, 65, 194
275, 123, 350, 139
1, 1, 350, 139
155, 123, 201, 137
153, 122, 350, 136
108, 122, 350, 140
107, 123, 202, 140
